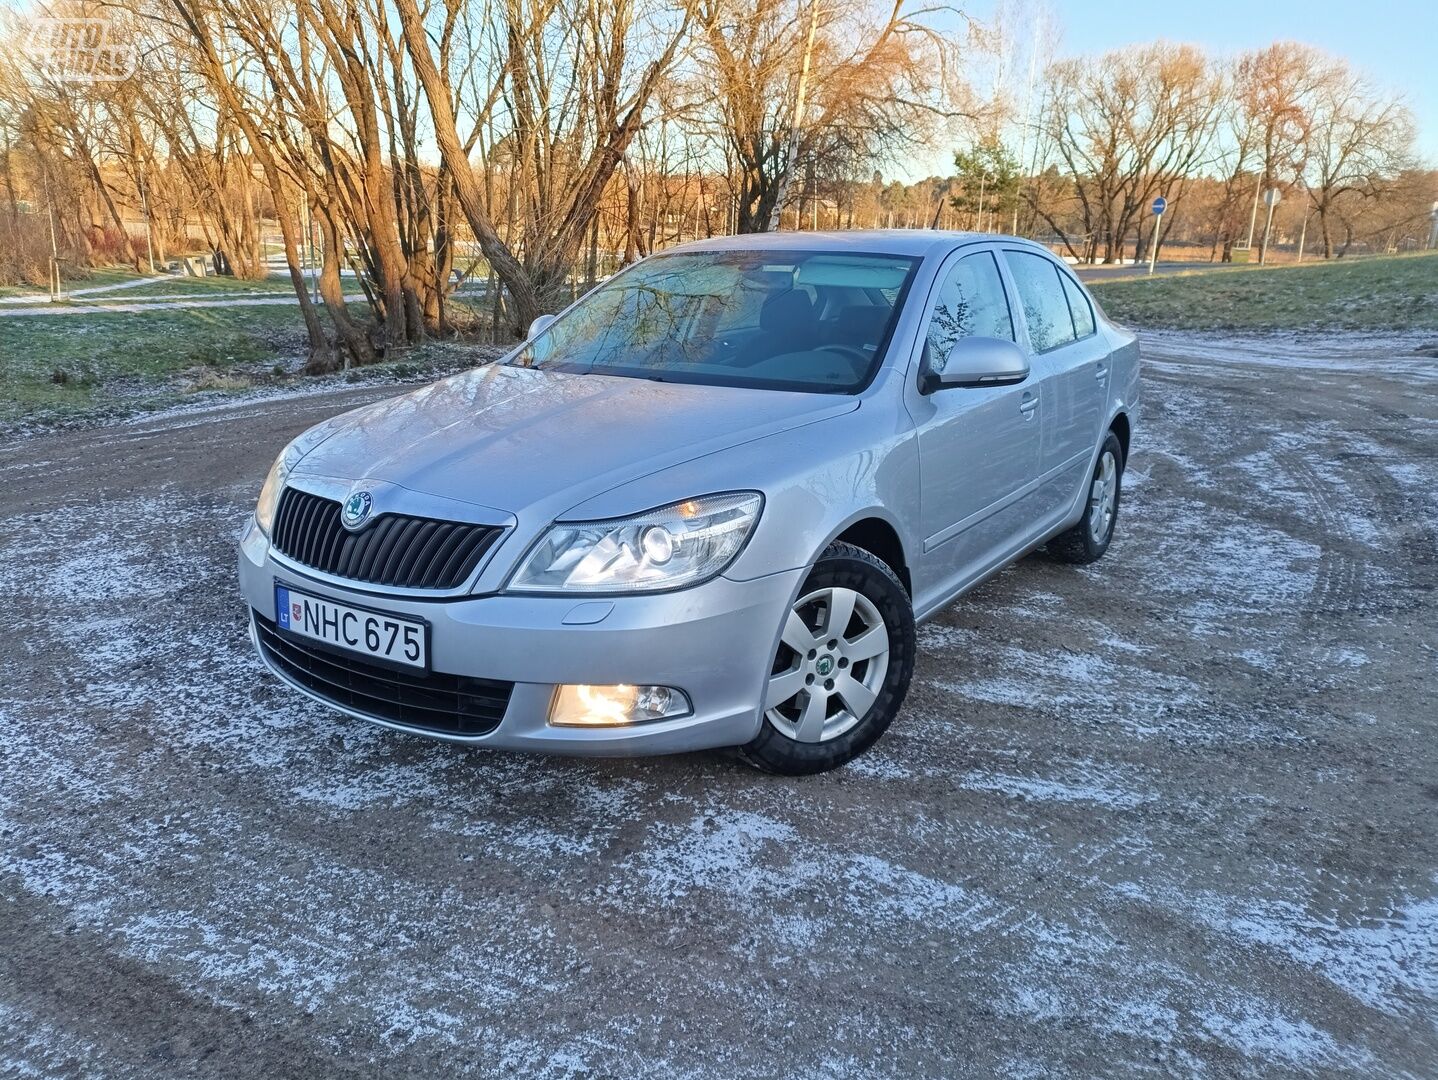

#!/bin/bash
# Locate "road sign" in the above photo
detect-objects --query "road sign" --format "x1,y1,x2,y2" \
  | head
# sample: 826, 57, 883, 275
1264, 188, 1281, 207
1147, 198, 1167, 274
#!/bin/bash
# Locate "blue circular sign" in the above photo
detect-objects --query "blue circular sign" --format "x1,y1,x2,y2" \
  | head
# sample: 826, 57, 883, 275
1152, 196, 1167, 215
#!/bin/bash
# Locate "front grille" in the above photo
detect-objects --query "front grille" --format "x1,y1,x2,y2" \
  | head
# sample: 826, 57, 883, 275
254, 613, 512, 737
272, 487, 501, 590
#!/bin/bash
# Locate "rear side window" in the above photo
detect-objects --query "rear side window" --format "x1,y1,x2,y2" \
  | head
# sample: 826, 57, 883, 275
1061, 273, 1096, 338
1003, 250, 1076, 352
924, 251, 1015, 365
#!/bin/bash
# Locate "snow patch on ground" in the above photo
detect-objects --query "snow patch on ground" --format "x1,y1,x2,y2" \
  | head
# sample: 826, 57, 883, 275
1120, 878, 1438, 1018
1196, 999, 1372, 1071
958, 769, 1150, 810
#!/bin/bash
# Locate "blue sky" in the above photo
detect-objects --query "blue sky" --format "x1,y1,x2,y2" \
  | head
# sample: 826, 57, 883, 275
1054, 0, 1436, 161
902, 0, 1437, 178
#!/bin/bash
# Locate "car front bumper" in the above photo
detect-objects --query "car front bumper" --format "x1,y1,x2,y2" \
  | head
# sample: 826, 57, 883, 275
238, 518, 801, 756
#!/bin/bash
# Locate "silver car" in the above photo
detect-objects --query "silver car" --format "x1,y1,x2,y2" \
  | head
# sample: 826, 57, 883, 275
239, 231, 1138, 774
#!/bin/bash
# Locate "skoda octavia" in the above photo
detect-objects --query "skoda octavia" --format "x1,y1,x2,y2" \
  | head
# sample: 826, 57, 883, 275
239, 231, 1138, 774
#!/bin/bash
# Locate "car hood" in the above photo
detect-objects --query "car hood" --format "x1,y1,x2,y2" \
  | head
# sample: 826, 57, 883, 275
293, 363, 858, 516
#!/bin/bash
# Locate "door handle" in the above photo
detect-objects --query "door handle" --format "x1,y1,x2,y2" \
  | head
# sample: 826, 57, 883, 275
1018, 393, 1039, 416
1095, 364, 1109, 380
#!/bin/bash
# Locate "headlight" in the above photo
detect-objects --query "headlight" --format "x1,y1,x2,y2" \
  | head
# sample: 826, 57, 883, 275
254, 442, 302, 535
508, 492, 762, 593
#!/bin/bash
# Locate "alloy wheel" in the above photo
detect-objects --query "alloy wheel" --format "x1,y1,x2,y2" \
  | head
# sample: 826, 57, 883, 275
765, 586, 890, 743
1089, 449, 1118, 545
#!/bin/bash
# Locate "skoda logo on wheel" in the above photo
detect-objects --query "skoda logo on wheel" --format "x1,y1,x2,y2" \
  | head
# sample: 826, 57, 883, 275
341, 490, 373, 530
815, 655, 835, 677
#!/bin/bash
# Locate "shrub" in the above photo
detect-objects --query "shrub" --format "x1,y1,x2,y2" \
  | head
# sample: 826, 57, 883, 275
0, 212, 54, 286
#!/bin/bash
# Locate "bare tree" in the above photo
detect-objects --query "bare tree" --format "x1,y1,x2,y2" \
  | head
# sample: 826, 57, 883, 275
1231, 43, 1324, 249
167, 0, 333, 365
1031, 43, 1221, 263
396, 0, 692, 333
1304, 59, 1414, 257
3, 0, 1430, 337
698, 0, 969, 233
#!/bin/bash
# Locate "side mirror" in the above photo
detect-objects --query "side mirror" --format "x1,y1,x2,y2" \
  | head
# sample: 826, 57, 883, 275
920, 336, 1029, 394
527, 313, 557, 340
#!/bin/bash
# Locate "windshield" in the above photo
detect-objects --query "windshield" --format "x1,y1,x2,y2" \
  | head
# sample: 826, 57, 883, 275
508, 249, 920, 394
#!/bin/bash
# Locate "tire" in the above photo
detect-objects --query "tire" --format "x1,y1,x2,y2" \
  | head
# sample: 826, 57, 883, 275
1047, 429, 1124, 565
740, 542, 916, 775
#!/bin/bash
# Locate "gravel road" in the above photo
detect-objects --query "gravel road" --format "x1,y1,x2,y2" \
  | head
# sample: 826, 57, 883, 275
2, 333, 1435, 1078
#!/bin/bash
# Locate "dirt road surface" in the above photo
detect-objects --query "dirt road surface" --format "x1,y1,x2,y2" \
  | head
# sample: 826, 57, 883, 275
2, 333, 1435, 1078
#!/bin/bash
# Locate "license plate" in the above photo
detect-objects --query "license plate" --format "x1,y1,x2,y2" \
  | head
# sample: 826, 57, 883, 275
275, 584, 427, 669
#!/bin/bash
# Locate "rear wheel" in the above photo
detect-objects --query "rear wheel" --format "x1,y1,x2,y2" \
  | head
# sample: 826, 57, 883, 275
1047, 429, 1124, 564
740, 542, 915, 775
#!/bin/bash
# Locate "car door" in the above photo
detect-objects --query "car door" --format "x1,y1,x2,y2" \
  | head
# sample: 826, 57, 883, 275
1000, 249, 1110, 528
909, 247, 1046, 599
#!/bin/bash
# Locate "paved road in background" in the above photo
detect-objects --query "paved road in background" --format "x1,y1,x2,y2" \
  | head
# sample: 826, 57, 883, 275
2, 334, 1436, 1077
1073, 260, 1252, 282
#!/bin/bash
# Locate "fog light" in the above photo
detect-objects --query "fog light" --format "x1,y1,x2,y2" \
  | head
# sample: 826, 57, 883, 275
549, 684, 691, 727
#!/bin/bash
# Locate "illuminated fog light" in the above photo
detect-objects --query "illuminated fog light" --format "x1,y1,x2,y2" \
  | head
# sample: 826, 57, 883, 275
549, 684, 691, 727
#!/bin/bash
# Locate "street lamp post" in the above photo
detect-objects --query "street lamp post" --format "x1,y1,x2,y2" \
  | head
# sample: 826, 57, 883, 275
45, 174, 62, 302
138, 169, 156, 274
1259, 188, 1281, 265
1245, 178, 1262, 249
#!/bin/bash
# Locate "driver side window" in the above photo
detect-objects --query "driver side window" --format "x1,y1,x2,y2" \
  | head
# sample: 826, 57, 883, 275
924, 252, 1014, 373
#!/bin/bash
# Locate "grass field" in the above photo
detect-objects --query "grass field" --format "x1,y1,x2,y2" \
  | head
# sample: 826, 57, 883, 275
1090, 251, 1438, 332
0, 304, 312, 428
0, 305, 499, 436
0, 267, 138, 298
6, 253, 1434, 434
0, 268, 512, 433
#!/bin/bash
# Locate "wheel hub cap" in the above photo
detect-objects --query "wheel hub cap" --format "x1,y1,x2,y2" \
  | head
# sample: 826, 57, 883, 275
764, 585, 891, 743
1089, 450, 1117, 545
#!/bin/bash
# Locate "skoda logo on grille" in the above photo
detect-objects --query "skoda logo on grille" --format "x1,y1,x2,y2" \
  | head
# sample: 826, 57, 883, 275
341, 490, 373, 531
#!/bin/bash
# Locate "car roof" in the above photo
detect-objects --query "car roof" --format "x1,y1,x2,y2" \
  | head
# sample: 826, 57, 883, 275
662, 229, 1053, 261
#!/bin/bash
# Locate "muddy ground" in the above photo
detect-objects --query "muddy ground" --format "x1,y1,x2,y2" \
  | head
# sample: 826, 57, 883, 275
1, 333, 1435, 1078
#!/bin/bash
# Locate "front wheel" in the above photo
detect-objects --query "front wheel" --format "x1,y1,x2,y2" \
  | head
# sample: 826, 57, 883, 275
740, 542, 915, 775
1047, 429, 1124, 564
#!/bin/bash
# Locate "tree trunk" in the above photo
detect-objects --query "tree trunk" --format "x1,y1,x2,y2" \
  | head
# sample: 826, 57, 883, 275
169, 0, 331, 364
393, 0, 539, 335
587, 215, 599, 287
312, 205, 376, 372
623, 158, 642, 265
80, 149, 142, 271
271, 184, 333, 367
765, 0, 821, 233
